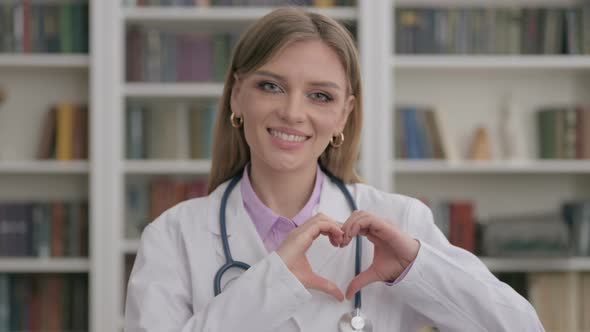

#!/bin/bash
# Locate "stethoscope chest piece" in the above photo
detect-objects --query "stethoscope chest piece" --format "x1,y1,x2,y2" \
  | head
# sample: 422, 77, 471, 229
338, 309, 372, 332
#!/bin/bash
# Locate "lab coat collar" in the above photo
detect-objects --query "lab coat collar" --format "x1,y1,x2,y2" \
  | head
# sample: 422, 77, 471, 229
206, 179, 268, 266
206, 175, 355, 274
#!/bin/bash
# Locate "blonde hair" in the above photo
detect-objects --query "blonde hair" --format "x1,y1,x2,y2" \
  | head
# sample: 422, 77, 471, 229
208, 7, 363, 193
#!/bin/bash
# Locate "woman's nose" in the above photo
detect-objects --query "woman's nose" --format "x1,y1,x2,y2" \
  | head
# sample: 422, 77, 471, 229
278, 95, 306, 123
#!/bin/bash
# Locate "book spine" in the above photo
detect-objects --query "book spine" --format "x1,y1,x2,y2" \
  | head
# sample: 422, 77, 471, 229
56, 103, 74, 161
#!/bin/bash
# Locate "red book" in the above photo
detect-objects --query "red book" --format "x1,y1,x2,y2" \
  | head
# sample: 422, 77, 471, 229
29, 278, 41, 332
51, 202, 65, 257
450, 201, 476, 253
47, 276, 63, 331
126, 27, 142, 81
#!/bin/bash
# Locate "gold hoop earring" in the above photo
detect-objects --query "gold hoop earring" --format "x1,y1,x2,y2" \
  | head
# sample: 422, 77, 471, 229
330, 132, 344, 148
230, 112, 243, 128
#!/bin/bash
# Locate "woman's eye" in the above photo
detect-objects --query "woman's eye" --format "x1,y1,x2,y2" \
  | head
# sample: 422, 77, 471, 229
258, 81, 282, 93
310, 92, 333, 103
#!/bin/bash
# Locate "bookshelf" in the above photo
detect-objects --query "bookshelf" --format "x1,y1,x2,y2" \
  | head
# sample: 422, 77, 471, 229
392, 0, 590, 330
0, 0, 112, 331
393, 55, 590, 70
0, 54, 90, 68
101, 2, 368, 331
0, 258, 90, 273
0, 160, 89, 174
124, 159, 211, 174
124, 82, 224, 98
394, 160, 590, 174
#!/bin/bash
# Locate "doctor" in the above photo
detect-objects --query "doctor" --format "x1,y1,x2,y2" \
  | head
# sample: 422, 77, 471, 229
125, 7, 544, 332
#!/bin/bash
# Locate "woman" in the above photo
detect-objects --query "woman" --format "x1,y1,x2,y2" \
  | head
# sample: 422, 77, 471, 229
125, 7, 544, 332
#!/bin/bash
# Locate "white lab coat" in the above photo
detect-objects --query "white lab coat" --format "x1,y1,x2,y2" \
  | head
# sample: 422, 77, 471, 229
124, 177, 545, 332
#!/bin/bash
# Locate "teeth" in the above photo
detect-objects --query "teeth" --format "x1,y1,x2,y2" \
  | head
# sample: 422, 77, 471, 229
270, 129, 307, 142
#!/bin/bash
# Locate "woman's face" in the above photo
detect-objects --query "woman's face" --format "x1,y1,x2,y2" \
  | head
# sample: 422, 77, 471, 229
231, 39, 355, 174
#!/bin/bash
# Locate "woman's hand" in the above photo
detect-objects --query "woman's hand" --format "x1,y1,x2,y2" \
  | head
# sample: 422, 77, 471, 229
276, 213, 345, 302
340, 211, 420, 300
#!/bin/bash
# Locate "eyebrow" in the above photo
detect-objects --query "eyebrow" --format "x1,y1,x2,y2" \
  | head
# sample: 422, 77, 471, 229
253, 69, 343, 91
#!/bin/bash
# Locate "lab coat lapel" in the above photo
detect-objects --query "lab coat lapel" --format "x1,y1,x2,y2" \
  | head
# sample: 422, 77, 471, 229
207, 179, 267, 267
306, 177, 355, 274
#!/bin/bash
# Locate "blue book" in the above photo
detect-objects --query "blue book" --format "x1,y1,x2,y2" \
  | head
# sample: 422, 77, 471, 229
402, 108, 421, 159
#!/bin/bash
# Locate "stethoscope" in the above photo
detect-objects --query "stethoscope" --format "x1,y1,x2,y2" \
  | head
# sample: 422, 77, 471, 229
213, 167, 373, 332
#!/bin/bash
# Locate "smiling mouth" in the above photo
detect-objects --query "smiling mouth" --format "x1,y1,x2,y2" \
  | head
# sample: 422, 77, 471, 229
267, 128, 310, 142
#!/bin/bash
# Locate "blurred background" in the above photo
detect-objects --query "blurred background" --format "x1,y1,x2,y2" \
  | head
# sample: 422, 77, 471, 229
0, 0, 589, 331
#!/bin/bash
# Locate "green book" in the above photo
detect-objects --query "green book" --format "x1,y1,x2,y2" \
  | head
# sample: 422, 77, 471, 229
537, 109, 556, 159
0, 274, 8, 332
71, 3, 82, 53
59, 4, 73, 53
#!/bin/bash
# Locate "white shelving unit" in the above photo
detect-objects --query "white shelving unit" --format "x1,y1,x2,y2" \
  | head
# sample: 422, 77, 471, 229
124, 82, 224, 98
125, 159, 211, 174
123, 6, 357, 22
0, 1, 111, 331
0, 258, 91, 273
103, 3, 371, 331
0, 160, 90, 174
393, 55, 590, 70
392, 0, 590, 330
481, 257, 590, 273
0, 54, 90, 68
394, 160, 590, 174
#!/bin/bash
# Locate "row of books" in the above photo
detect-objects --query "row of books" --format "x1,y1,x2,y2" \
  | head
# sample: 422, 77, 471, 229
0, 2, 89, 54
0, 273, 88, 332
537, 105, 590, 159
126, 27, 239, 82
395, 106, 447, 160
425, 199, 590, 257
500, 272, 590, 332
0, 201, 88, 257
396, 7, 590, 55
37, 103, 89, 161
126, 102, 216, 160
126, 177, 208, 238
124, 0, 355, 6
426, 200, 476, 253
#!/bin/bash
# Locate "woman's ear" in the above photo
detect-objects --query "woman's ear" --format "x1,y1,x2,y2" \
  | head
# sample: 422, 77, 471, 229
336, 94, 355, 134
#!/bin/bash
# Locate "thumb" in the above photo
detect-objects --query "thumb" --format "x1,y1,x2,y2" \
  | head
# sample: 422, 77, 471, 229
345, 269, 380, 300
307, 273, 344, 302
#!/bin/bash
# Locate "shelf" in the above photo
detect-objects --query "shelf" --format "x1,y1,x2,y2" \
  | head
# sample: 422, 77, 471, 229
123, 6, 357, 26
0, 160, 90, 174
119, 238, 590, 273
0, 258, 90, 273
393, 0, 582, 8
122, 240, 140, 254
0, 54, 90, 69
393, 160, 590, 174
393, 55, 590, 70
124, 82, 224, 98
125, 159, 211, 174
481, 257, 590, 272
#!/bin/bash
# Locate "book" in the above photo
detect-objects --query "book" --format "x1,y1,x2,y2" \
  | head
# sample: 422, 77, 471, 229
56, 102, 74, 160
